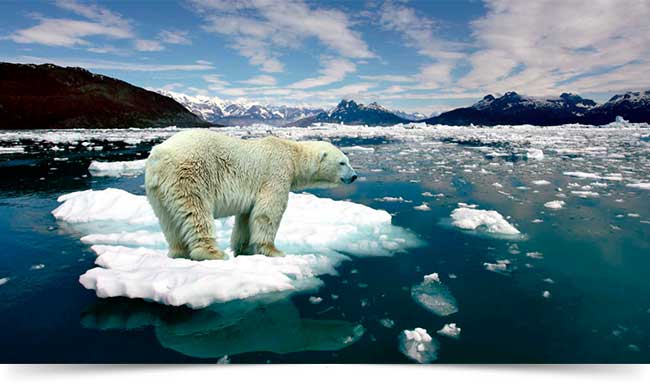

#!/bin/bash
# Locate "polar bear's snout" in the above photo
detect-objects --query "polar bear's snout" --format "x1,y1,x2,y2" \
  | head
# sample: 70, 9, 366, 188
341, 164, 358, 184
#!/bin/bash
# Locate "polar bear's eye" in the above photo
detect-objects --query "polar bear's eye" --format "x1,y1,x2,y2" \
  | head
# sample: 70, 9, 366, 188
339, 161, 345, 165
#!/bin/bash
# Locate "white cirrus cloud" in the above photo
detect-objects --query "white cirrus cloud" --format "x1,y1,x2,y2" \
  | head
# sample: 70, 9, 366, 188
240, 75, 277, 86
289, 57, 356, 89
459, 0, 650, 95
158, 30, 191, 45
134, 39, 165, 52
191, 0, 374, 73
8, 55, 215, 72
8, 0, 133, 47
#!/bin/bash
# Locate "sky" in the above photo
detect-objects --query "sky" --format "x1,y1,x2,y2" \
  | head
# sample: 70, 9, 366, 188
1, 0, 649, 114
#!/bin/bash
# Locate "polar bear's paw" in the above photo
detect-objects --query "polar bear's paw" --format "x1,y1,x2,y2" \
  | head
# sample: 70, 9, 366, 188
251, 243, 286, 258
189, 246, 226, 261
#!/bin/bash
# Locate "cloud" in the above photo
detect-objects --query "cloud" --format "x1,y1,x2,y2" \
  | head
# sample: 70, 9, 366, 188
158, 30, 191, 45
191, 0, 374, 72
134, 39, 165, 52
8, 55, 215, 71
241, 75, 277, 86
459, 0, 650, 95
377, 1, 465, 91
359, 74, 416, 83
289, 57, 356, 89
203, 74, 230, 90
8, 18, 132, 47
8, 0, 133, 47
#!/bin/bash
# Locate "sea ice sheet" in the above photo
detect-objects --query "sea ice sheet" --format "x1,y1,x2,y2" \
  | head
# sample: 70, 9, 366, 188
53, 188, 421, 308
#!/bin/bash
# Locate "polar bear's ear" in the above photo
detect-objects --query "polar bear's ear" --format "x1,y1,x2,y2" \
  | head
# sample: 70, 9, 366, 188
319, 151, 328, 162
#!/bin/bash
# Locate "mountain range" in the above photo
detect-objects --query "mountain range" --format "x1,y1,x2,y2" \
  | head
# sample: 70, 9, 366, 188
425, 91, 650, 126
0, 62, 210, 129
158, 90, 429, 126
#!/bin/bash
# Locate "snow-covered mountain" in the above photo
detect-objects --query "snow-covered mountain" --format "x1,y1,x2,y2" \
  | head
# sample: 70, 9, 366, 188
584, 90, 650, 125
426, 90, 650, 126
425, 92, 599, 126
157, 90, 324, 126
291, 99, 410, 127
391, 110, 428, 121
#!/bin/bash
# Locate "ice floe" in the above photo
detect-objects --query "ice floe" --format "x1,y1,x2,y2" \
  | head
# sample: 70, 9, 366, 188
0, 277, 10, 286
399, 327, 439, 363
450, 206, 520, 236
544, 200, 565, 209
411, 273, 458, 316
437, 323, 461, 339
626, 182, 650, 190
88, 159, 147, 177
483, 260, 511, 275
53, 188, 421, 308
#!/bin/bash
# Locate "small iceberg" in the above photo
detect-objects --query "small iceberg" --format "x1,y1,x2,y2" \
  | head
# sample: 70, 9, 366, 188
399, 327, 439, 363
450, 206, 520, 236
411, 273, 458, 316
88, 159, 147, 177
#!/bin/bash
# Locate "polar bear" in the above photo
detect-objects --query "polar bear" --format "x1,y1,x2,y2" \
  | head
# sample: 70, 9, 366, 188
144, 129, 357, 260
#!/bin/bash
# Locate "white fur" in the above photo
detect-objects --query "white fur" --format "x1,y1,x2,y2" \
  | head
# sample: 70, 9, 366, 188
144, 129, 356, 260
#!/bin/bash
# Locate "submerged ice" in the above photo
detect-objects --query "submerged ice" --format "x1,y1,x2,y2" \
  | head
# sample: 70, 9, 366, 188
399, 327, 439, 363
53, 188, 421, 308
410, 273, 459, 317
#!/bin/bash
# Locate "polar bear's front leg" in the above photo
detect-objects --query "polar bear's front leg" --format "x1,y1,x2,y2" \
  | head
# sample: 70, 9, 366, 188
248, 188, 288, 257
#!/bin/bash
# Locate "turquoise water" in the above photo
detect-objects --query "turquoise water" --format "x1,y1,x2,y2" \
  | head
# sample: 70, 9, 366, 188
0, 125, 649, 363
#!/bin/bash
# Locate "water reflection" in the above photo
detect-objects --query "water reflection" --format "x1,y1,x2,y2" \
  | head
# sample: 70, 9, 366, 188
81, 297, 365, 359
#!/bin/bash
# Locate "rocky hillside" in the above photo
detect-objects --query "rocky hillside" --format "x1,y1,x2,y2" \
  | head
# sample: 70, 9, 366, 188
0, 63, 211, 129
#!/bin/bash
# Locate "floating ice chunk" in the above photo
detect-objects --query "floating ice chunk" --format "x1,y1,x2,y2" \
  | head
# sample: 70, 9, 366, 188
309, 296, 323, 304
340, 145, 375, 152
398, 327, 439, 363
626, 183, 650, 190
54, 188, 421, 308
374, 196, 412, 203
544, 200, 565, 209
542, 290, 551, 299
0, 146, 25, 154
88, 159, 147, 177
421, 192, 434, 197
437, 323, 461, 339
532, 180, 551, 186
483, 260, 511, 275
0, 277, 10, 286
450, 207, 520, 236
414, 203, 431, 211
217, 355, 230, 364
30, 264, 45, 270
526, 148, 544, 160
564, 171, 600, 179
379, 318, 395, 328
526, 251, 543, 259
571, 191, 599, 198
411, 273, 458, 316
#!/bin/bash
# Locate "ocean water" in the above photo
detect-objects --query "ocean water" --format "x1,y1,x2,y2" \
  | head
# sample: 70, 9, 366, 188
0, 123, 649, 363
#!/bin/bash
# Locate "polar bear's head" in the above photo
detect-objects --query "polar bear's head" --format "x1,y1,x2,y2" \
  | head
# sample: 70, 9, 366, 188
298, 141, 357, 188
